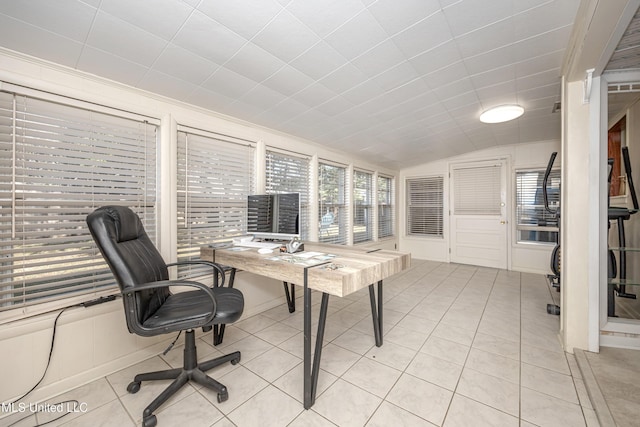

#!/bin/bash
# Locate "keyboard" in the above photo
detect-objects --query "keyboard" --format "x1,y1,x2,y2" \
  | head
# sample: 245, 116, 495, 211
234, 241, 282, 249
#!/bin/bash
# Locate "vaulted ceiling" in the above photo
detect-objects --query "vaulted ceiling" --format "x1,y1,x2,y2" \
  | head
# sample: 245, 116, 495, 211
0, 0, 585, 169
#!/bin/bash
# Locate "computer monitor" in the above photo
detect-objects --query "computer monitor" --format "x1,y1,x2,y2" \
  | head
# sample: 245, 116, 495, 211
247, 193, 300, 240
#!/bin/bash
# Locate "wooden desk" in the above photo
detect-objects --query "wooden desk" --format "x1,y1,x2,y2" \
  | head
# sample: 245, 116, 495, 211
200, 243, 411, 409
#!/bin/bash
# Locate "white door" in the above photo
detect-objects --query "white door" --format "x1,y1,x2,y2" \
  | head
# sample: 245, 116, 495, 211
450, 159, 508, 269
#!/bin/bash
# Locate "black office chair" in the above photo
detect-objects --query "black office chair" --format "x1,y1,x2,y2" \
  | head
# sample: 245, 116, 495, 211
86, 206, 244, 427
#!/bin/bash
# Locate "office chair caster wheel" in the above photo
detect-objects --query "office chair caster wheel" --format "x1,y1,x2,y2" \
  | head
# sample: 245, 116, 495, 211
217, 391, 228, 403
127, 381, 141, 394
142, 414, 157, 427
231, 355, 241, 365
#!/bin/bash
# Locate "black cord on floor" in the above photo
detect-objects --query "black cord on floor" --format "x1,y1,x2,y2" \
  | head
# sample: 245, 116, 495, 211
9, 304, 83, 405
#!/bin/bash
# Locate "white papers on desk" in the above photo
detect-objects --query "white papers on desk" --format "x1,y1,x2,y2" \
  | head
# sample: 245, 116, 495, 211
294, 251, 324, 258
269, 253, 336, 266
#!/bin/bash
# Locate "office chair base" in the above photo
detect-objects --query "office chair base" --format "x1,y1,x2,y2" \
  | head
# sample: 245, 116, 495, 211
128, 330, 240, 425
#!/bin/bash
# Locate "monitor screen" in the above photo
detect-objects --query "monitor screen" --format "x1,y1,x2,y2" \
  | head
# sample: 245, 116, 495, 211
247, 193, 300, 239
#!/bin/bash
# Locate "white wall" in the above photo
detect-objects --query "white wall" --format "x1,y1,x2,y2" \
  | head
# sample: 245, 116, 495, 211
0, 49, 399, 404
399, 140, 561, 274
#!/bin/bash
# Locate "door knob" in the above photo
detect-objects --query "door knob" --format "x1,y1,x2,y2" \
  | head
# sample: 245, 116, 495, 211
500, 220, 506, 224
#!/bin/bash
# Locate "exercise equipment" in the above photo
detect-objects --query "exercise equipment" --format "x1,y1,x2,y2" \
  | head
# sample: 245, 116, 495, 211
543, 152, 561, 315
607, 146, 638, 316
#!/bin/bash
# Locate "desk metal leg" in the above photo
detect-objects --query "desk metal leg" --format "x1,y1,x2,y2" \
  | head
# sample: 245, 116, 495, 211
214, 268, 236, 346
283, 282, 296, 313
368, 281, 383, 347
303, 268, 330, 409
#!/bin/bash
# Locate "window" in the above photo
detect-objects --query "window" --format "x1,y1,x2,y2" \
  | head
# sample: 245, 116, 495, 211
319, 162, 348, 245
406, 176, 443, 237
177, 128, 254, 277
265, 149, 310, 240
515, 169, 559, 244
0, 91, 158, 315
453, 165, 501, 215
378, 174, 394, 238
353, 170, 373, 243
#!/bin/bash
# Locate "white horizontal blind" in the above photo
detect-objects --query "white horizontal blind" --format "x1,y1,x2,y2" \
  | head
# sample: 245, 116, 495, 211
318, 162, 348, 245
407, 176, 443, 237
453, 165, 501, 215
353, 170, 373, 243
176, 130, 254, 278
0, 91, 158, 313
515, 169, 560, 243
265, 150, 310, 240
377, 174, 394, 238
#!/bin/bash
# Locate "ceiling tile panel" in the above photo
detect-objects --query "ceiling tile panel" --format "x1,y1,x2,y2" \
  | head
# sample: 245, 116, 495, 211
513, 26, 573, 63
0, 0, 97, 42
137, 70, 199, 101
100, 0, 193, 40
368, 0, 442, 36
351, 40, 408, 78
513, 0, 581, 40
251, 10, 321, 63
197, 0, 283, 40
292, 83, 337, 108
224, 43, 287, 83
391, 11, 453, 59
514, 50, 564, 78
76, 46, 149, 87
183, 87, 234, 112
289, 41, 348, 81
371, 62, 420, 91
201, 67, 258, 99
262, 65, 315, 97
153, 43, 219, 85
340, 79, 385, 105
462, 44, 518, 76
86, 12, 168, 67
516, 69, 561, 92
0, 15, 84, 68
324, 10, 389, 60
470, 65, 516, 91
423, 61, 468, 90
409, 41, 463, 77
238, 85, 288, 110
320, 63, 369, 93
172, 11, 247, 64
453, 18, 515, 58
443, 0, 513, 37
286, 0, 365, 38
315, 96, 355, 117
256, 98, 310, 123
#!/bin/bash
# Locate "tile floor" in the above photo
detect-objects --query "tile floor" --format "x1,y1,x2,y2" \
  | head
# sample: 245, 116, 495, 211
4, 260, 604, 426
579, 346, 640, 427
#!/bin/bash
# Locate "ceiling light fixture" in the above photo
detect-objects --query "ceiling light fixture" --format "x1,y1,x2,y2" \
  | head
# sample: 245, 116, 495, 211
480, 104, 524, 123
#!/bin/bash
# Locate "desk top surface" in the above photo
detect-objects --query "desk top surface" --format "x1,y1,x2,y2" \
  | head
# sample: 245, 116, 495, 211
200, 243, 411, 297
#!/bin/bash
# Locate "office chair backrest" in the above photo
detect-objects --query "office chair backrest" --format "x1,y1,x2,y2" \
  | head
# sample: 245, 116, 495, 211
87, 206, 170, 327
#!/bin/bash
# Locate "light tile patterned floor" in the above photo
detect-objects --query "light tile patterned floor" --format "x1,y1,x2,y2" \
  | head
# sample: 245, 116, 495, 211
6, 260, 603, 426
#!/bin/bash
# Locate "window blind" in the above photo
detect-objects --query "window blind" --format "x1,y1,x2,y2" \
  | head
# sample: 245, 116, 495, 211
377, 174, 394, 238
0, 91, 158, 313
515, 169, 560, 244
453, 165, 501, 215
176, 130, 254, 278
265, 149, 310, 240
353, 170, 373, 243
318, 162, 348, 245
407, 176, 443, 237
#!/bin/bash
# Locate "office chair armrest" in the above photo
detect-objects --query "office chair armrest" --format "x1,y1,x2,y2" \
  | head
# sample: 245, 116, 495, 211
122, 280, 218, 335
166, 260, 226, 287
